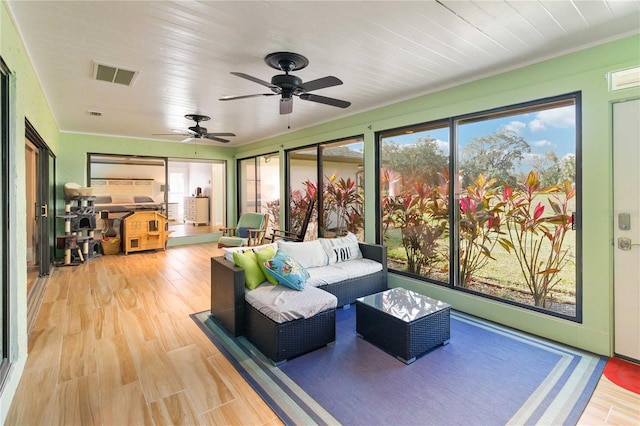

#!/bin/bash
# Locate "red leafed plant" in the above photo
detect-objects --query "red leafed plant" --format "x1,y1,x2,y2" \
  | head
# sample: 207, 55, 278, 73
381, 168, 449, 275
458, 174, 505, 288
500, 171, 575, 307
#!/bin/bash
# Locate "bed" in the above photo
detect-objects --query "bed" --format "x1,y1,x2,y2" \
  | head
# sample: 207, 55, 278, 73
91, 178, 164, 215
94, 195, 164, 214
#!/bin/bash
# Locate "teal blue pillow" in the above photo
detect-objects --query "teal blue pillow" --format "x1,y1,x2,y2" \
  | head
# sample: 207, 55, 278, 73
263, 249, 309, 291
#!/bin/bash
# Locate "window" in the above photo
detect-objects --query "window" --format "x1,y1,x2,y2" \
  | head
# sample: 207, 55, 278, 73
287, 136, 364, 240
378, 94, 580, 320
380, 122, 451, 283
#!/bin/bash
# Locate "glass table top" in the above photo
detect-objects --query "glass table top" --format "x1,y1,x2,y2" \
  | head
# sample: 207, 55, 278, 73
357, 287, 451, 323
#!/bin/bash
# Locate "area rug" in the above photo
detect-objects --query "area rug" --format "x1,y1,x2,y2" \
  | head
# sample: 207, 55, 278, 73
191, 307, 606, 426
603, 357, 640, 394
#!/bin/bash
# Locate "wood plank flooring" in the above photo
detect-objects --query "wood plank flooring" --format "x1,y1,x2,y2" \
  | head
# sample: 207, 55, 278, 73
6, 242, 638, 425
7, 243, 281, 426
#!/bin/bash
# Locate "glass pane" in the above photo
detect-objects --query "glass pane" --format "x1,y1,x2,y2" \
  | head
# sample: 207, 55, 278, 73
288, 146, 318, 240
320, 137, 364, 239
238, 158, 255, 214
257, 154, 279, 237
456, 99, 577, 316
380, 123, 450, 283
1, 58, 9, 363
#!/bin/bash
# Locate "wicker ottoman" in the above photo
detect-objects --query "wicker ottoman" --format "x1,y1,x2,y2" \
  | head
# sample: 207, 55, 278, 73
356, 287, 451, 364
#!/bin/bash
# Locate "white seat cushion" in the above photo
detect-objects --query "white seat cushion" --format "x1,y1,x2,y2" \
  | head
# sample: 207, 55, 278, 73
306, 258, 383, 287
245, 283, 337, 324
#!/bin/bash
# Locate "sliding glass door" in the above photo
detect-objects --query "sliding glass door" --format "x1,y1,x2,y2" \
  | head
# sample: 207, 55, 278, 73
238, 153, 280, 236
286, 136, 364, 240
0, 56, 11, 387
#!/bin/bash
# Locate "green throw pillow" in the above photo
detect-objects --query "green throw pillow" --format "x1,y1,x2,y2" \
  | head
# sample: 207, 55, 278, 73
233, 250, 266, 290
254, 245, 278, 285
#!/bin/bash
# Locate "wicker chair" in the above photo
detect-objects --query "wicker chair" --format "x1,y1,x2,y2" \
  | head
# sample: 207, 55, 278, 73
218, 212, 269, 248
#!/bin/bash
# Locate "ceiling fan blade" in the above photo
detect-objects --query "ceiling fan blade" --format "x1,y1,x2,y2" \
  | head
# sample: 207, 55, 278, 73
181, 137, 194, 143
299, 76, 343, 92
206, 132, 236, 137
219, 93, 276, 101
204, 135, 231, 143
230, 72, 278, 89
152, 133, 187, 136
280, 98, 293, 115
299, 93, 351, 108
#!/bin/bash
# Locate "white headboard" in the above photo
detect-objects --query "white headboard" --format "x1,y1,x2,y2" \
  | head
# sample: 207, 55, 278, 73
91, 178, 155, 199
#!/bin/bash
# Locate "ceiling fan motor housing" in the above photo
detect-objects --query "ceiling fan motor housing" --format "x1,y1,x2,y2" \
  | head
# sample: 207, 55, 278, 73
271, 74, 302, 96
189, 124, 206, 136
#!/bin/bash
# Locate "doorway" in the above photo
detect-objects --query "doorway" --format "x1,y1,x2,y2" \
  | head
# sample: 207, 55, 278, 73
613, 98, 640, 362
24, 120, 55, 332
25, 139, 38, 293
167, 159, 226, 237
24, 121, 54, 281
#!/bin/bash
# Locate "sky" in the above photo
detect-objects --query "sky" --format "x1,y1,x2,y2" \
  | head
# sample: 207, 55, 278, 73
384, 105, 576, 164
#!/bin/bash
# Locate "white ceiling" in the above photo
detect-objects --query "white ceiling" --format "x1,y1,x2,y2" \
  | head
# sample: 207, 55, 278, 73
6, 1, 640, 147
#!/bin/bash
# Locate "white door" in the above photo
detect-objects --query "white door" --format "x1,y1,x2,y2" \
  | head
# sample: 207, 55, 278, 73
613, 98, 640, 361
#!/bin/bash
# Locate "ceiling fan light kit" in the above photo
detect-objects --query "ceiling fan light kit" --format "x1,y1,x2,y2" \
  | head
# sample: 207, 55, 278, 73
220, 51, 351, 115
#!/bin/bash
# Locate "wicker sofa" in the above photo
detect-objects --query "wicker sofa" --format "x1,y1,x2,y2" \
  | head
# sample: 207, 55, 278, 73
210, 239, 387, 364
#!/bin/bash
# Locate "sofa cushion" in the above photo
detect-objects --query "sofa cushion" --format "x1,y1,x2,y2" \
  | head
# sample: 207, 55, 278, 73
263, 249, 309, 291
277, 239, 328, 268
253, 245, 278, 285
245, 283, 337, 324
306, 258, 383, 287
233, 250, 266, 290
223, 242, 277, 263
319, 232, 362, 264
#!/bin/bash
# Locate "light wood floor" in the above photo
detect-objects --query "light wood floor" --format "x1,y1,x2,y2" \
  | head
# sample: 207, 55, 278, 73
6, 242, 639, 425
169, 223, 219, 238
7, 243, 282, 426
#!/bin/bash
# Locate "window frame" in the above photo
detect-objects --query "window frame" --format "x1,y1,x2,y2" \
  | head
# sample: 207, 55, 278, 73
0, 56, 12, 390
376, 92, 582, 322
236, 151, 280, 216
285, 134, 365, 239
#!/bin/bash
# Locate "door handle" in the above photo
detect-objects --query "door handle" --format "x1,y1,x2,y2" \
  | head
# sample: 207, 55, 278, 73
618, 237, 640, 251
41, 204, 48, 218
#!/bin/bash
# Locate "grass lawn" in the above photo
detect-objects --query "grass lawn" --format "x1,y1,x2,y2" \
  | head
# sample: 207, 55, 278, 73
383, 225, 576, 302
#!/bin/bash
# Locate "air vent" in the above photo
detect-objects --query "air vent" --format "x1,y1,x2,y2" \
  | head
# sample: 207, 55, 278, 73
608, 66, 640, 91
88, 110, 102, 117
92, 61, 139, 86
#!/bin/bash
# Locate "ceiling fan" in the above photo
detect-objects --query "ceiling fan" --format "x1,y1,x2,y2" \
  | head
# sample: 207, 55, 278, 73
154, 114, 236, 143
219, 52, 351, 115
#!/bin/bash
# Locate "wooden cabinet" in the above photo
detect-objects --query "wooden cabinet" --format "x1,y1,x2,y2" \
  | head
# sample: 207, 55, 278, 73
184, 196, 209, 225
121, 211, 172, 254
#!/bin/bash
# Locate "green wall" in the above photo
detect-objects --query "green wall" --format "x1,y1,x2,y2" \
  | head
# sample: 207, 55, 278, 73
0, 1, 61, 421
236, 34, 640, 356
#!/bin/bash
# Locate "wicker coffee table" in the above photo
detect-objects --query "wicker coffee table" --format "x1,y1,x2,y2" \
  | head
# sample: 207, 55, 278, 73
355, 287, 451, 364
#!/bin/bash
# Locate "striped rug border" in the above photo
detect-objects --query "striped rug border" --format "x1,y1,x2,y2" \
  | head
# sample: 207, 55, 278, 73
191, 310, 605, 426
